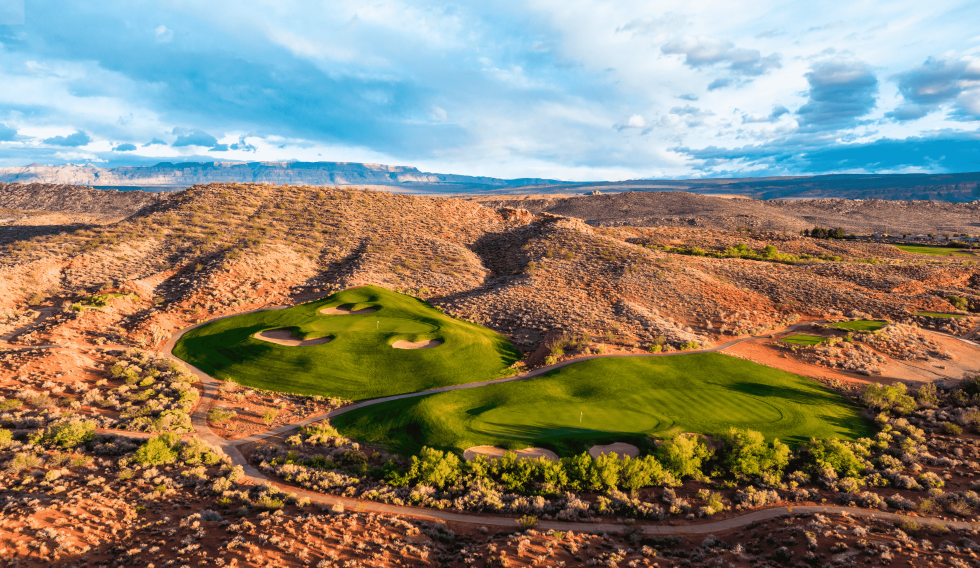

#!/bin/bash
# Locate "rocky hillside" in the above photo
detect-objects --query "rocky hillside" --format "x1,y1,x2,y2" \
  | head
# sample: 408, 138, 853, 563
474, 191, 980, 234
500, 171, 980, 201
0, 183, 170, 218
1, 183, 977, 359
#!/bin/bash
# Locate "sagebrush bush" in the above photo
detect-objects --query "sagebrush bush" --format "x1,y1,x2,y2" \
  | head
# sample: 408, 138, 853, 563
133, 433, 181, 466
32, 417, 96, 449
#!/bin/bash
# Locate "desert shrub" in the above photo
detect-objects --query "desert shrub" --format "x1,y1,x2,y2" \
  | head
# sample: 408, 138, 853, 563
802, 438, 863, 478
619, 455, 675, 491
485, 453, 568, 494
562, 452, 602, 491
862, 383, 916, 415
180, 437, 222, 466
262, 409, 278, 426
656, 435, 713, 479
402, 447, 461, 489
253, 494, 284, 510
6, 452, 43, 475
717, 428, 790, 479
0, 399, 21, 412
916, 383, 941, 407
516, 515, 537, 529
941, 422, 963, 435
32, 417, 96, 449
208, 407, 236, 423
917, 472, 944, 489
947, 295, 969, 311
133, 433, 181, 466
0, 428, 12, 449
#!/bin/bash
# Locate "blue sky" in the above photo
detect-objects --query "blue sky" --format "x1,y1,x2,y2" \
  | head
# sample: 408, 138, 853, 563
0, 0, 978, 180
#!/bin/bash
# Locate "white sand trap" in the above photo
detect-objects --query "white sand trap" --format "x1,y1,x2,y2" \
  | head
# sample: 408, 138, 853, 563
463, 446, 559, 462
254, 329, 331, 347
392, 339, 442, 349
319, 306, 379, 315
588, 443, 640, 459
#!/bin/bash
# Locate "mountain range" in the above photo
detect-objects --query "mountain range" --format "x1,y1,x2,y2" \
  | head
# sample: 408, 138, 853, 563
1, 161, 979, 201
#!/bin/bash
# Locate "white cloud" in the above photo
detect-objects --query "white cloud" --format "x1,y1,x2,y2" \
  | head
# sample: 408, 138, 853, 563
616, 114, 647, 130
155, 25, 173, 43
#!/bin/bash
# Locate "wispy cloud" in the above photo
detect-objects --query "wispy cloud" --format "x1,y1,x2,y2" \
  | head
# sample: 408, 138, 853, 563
0, 0, 976, 178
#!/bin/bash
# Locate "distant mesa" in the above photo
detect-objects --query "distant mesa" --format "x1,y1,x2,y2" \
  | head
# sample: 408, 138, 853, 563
1, 161, 979, 200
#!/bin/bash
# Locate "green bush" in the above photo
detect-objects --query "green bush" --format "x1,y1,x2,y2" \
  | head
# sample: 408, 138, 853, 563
179, 437, 222, 466
717, 428, 790, 479
0, 429, 12, 449
209, 407, 236, 423
32, 417, 96, 449
941, 422, 963, 435
916, 383, 941, 407
803, 438, 863, 478
404, 447, 461, 489
516, 515, 537, 529
618, 455, 675, 490
862, 382, 916, 415
133, 433, 181, 466
6, 452, 43, 475
946, 295, 969, 311
656, 435, 713, 479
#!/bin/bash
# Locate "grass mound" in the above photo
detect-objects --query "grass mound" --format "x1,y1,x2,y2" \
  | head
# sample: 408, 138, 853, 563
830, 320, 887, 332
781, 334, 826, 346
173, 286, 521, 400
333, 353, 871, 457
892, 244, 974, 257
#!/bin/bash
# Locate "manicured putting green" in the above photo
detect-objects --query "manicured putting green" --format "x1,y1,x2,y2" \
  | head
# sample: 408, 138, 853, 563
892, 244, 974, 257
830, 320, 887, 332
781, 334, 826, 346
914, 312, 965, 319
173, 286, 521, 401
333, 353, 872, 457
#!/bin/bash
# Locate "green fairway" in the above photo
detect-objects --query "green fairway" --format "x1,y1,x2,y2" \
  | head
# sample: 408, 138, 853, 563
781, 334, 827, 346
893, 244, 974, 257
173, 286, 521, 400
914, 311, 965, 319
332, 353, 872, 457
829, 320, 888, 332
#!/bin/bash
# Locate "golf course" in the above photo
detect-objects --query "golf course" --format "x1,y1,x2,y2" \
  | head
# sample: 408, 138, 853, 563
331, 353, 872, 457
892, 244, 975, 257
172, 286, 522, 400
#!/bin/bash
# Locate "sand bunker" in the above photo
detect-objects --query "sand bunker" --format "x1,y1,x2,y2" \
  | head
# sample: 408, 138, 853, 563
319, 306, 379, 315
392, 339, 442, 349
588, 443, 640, 459
254, 329, 331, 347
463, 446, 559, 462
